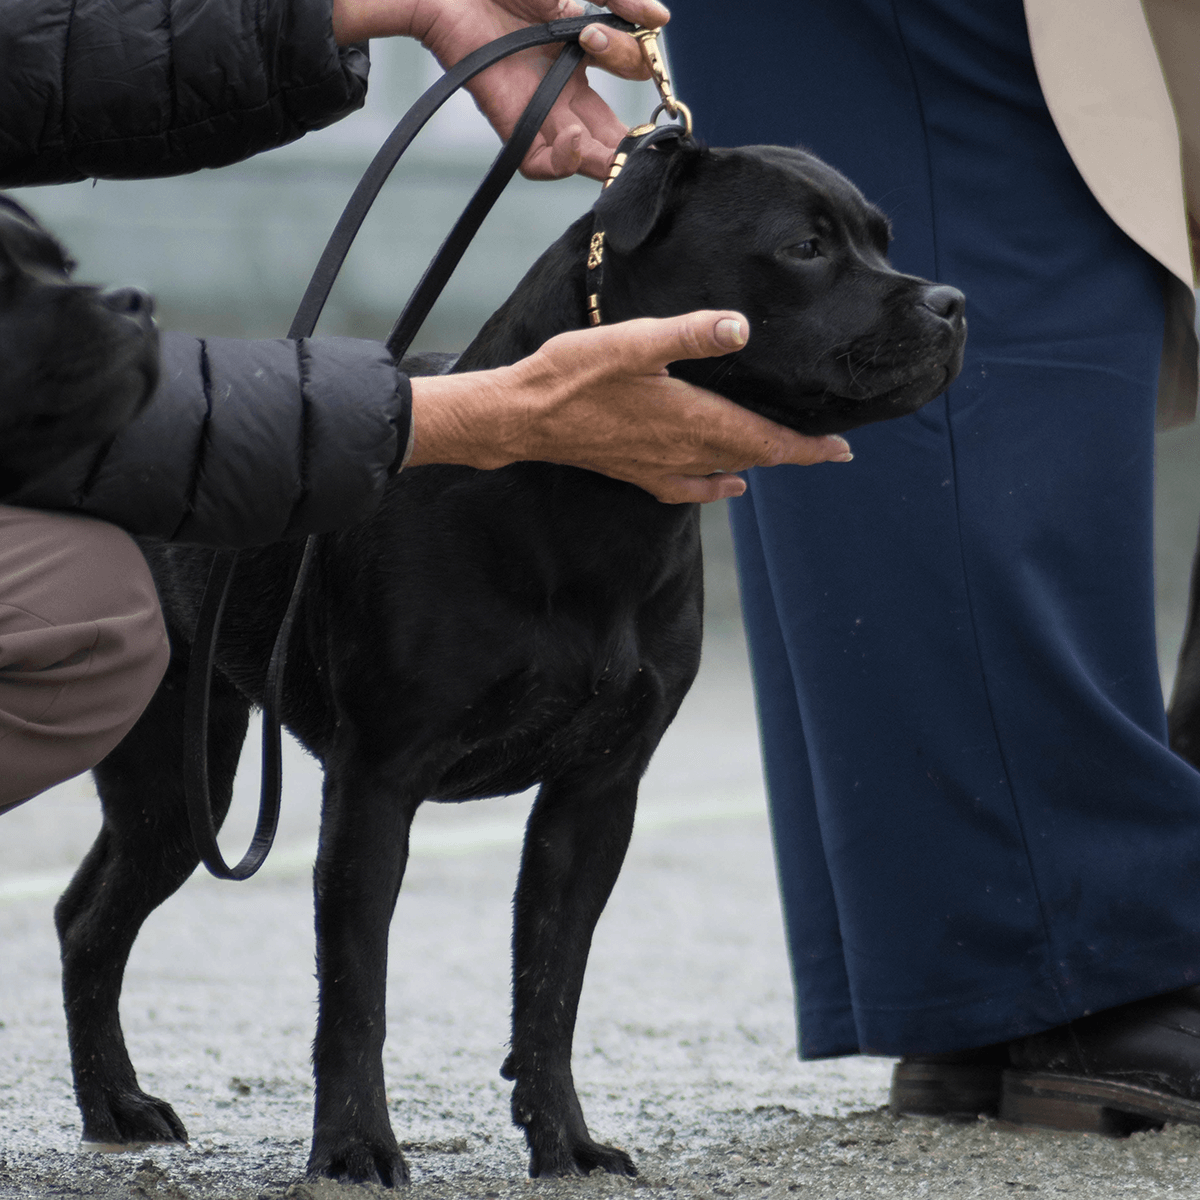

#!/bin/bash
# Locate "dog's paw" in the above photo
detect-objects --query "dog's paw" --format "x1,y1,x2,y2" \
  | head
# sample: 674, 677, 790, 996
307, 1138, 410, 1188
79, 1090, 188, 1147
511, 1070, 637, 1179
528, 1136, 638, 1178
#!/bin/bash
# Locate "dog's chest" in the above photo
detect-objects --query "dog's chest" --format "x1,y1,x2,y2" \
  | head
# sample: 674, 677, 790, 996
427, 644, 675, 801
316, 467, 706, 797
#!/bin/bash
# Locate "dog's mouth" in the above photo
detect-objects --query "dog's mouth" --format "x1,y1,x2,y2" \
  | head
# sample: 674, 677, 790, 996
829, 362, 955, 414
800, 351, 963, 433
783, 374, 950, 435
681, 348, 963, 437
670, 307, 968, 436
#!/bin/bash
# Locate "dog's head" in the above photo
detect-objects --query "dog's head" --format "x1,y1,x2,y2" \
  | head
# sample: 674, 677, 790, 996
0, 194, 160, 493
591, 140, 966, 435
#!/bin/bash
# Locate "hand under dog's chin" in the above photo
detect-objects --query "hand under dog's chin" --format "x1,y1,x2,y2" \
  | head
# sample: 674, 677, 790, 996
672, 356, 962, 437
782, 368, 959, 435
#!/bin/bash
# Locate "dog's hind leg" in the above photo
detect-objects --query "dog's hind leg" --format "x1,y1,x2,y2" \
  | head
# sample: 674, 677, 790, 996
55, 653, 250, 1146
307, 755, 419, 1188
502, 770, 639, 1178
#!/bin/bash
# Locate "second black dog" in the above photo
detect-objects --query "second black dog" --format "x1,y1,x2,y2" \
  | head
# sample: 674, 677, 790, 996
0, 194, 158, 497
56, 140, 965, 1186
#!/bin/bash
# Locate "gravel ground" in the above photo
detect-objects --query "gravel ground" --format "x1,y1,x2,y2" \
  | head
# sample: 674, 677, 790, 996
11, 743, 1200, 1200
5, 492, 1200, 1199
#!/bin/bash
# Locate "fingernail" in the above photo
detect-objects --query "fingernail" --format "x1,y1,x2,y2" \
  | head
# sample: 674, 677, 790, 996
580, 25, 609, 52
715, 318, 747, 349
825, 435, 853, 462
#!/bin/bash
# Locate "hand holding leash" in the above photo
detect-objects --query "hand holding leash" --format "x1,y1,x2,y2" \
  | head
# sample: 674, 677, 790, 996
332, 0, 669, 180
406, 311, 854, 503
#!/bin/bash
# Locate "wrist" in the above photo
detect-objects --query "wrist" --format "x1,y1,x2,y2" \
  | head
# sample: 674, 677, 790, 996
331, 0, 421, 44
407, 369, 530, 469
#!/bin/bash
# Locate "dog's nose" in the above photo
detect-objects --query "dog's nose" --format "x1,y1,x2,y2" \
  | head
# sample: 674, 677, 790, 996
919, 284, 966, 322
101, 286, 155, 318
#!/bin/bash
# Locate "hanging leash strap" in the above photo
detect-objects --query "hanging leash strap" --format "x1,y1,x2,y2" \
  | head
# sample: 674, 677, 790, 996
184, 14, 635, 880
184, 17, 695, 881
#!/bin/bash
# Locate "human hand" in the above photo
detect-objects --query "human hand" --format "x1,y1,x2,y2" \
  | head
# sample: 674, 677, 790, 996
406, 312, 854, 503
331, 0, 669, 180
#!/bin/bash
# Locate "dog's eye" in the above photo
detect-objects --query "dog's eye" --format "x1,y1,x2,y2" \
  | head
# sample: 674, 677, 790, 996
783, 240, 820, 261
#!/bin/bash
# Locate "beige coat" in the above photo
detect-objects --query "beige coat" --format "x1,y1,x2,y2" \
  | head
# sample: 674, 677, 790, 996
1023, 0, 1199, 426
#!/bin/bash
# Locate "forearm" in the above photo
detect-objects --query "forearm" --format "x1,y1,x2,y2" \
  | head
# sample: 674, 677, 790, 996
10, 334, 409, 547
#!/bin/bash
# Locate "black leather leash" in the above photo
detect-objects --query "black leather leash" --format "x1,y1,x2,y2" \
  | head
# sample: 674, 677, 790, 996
183, 14, 638, 880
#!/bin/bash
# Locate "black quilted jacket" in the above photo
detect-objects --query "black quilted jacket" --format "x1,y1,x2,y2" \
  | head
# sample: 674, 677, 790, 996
0, 0, 413, 546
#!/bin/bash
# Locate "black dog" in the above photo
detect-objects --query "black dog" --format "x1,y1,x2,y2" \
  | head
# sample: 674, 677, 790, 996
55, 141, 965, 1186
0, 195, 158, 497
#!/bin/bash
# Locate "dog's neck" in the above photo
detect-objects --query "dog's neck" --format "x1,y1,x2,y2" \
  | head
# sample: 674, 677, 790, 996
442, 209, 699, 554
454, 215, 595, 373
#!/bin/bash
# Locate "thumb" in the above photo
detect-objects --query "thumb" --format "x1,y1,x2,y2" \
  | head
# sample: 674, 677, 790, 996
590, 311, 749, 375
652, 310, 750, 365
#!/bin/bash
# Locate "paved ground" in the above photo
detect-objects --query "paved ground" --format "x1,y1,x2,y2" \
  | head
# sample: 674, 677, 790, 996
5, 461, 1200, 1198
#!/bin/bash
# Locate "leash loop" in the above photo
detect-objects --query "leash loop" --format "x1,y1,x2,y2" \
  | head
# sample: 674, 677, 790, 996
650, 99, 693, 138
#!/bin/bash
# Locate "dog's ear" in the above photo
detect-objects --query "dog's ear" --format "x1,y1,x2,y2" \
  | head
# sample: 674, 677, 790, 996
592, 139, 699, 255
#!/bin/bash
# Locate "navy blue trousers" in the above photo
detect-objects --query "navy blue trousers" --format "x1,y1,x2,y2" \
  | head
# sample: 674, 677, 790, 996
668, 0, 1200, 1058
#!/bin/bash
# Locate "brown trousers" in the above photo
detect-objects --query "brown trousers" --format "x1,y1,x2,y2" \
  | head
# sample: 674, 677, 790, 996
0, 506, 169, 811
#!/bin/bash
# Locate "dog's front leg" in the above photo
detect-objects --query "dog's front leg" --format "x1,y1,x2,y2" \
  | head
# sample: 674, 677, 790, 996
503, 770, 639, 1178
307, 759, 419, 1188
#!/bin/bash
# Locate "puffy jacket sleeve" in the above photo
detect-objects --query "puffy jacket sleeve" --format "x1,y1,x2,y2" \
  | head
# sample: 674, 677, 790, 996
0, 0, 369, 185
9, 333, 412, 546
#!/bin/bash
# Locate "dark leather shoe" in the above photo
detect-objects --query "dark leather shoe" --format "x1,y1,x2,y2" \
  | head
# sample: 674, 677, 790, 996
1002, 987, 1200, 1135
889, 1045, 1008, 1118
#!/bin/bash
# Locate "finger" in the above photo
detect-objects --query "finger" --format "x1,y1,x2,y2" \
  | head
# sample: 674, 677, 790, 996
555, 72, 631, 161
644, 473, 748, 504
729, 430, 849, 472
547, 125, 584, 178
538, 90, 626, 179
546, 311, 746, 377
792, 433, 853, 465
515, 69, 628, 180
673, 312, 750, 361
573, 128, 623, 180
602, 311, 751, 373
519, 128, 591, 181
579, 24, 653, 80
603, 0, 672, 29
519, 141, 564, 181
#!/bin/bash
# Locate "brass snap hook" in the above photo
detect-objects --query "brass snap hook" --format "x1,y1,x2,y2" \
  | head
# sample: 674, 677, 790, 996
633, 28, 693, 138
633, 29, 674, 113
